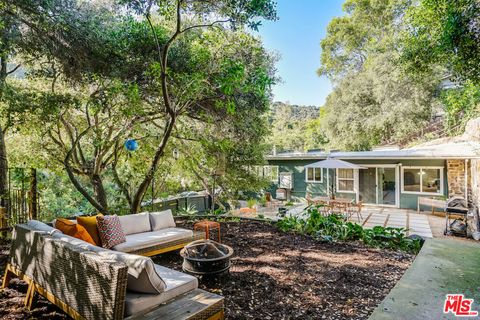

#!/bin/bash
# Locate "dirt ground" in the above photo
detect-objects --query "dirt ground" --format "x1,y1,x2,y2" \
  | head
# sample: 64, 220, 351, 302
0, 220, 414, 319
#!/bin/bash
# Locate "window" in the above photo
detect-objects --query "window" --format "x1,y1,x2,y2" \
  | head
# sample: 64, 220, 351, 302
264, 166, 279, 183
337, 168, 355, 192
252, 165, 279, 183
279, 172, 293, 189
402, 167, 443, 195
305, 167, 323, 183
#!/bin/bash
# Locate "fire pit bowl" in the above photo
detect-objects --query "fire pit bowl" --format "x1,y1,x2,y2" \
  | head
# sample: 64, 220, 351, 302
180, 239, 234, 276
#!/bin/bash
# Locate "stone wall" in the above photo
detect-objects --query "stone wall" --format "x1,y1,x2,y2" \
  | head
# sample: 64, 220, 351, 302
468, 159, 480, 235
446, 159, 467, 197
464, 117, 480, 235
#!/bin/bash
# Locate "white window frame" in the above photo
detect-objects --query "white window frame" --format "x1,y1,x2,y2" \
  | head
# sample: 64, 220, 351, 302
305, 167, 323, 183
401, 166, 444, 196
336, 168, 356, 193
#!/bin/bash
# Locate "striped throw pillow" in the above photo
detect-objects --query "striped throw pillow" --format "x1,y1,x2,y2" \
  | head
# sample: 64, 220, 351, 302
96, 215, 126, 249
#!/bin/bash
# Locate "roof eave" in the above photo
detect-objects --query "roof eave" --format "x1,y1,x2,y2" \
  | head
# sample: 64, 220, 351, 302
266, 155, 480, 160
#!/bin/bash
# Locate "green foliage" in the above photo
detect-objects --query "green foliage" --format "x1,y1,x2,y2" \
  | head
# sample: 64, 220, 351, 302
319, 0, 412, 81
317, 0, 444, 150
257, 196, 267, 207
177, 204, 198, 216
277, 206, 422, 253
440, 81, 480, 135
269, 102, 327, 152
119, 0, 278, 31
246, 198, 257, 208
401, 0, 480, 84
212, 208, 225, 216
321, 54, 439, 150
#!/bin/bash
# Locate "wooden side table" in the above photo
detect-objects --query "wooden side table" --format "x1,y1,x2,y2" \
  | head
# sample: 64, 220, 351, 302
194, 220, 221, 242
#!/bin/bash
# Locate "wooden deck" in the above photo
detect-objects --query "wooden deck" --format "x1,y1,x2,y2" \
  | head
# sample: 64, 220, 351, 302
125, 289, 224, 320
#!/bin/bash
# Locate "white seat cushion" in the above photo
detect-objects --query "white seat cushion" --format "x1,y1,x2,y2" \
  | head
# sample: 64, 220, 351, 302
118, 212, 151, 235
112, 228, 193, 253
149, 210, 176, 231
51, 233, 166, 294
124, 264, 198, 316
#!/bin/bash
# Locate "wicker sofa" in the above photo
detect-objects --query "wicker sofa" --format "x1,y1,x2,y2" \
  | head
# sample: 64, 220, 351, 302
2, 216, 223, 320
53, 210, 205, 257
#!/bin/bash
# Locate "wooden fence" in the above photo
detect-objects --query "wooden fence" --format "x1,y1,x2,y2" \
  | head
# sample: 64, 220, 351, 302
0, 168, 40, 231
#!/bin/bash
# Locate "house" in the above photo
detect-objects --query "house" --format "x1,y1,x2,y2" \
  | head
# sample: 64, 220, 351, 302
263, 140, 480, 210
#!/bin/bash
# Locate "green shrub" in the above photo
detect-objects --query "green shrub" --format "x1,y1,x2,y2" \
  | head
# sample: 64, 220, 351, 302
246, 198, 257, 208
258, 196, 267, 207
276, 206, 422, 254
177, 204, 198, 216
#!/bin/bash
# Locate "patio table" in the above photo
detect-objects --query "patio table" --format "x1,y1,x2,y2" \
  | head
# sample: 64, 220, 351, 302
417, 197, 446, 214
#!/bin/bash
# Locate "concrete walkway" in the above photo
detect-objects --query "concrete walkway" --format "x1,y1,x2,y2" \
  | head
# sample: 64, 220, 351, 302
369, 238, 480, 320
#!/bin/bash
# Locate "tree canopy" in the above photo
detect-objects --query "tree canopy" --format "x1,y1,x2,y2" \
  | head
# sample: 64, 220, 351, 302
317, 0, 442, 150
401, 0, 480, 84
1, 0, 278, 215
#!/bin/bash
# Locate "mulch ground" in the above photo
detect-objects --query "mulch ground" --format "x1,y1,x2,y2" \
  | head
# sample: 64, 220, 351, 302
0, 220, 414, 319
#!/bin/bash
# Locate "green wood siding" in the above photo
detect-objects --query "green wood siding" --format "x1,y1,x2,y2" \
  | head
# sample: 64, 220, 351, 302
267, 158, 448, 210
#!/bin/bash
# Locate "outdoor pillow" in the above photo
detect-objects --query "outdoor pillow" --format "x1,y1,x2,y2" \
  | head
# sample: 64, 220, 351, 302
77, 214, 103, 246
149, 209, 176, 231
96, 215, 126, 249
55, 218, 96, 245
118, 212, 151, 235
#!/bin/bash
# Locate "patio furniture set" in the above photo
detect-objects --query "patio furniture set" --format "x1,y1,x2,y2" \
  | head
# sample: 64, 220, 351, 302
307, 195, 364, 222
1, 210, 225, 320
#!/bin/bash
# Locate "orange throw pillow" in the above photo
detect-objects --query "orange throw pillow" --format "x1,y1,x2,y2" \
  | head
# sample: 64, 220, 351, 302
56, 218, 96, 245
77, 214, 104, 246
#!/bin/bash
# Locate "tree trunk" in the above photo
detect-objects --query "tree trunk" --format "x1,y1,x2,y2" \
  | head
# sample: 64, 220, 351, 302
91, 174, 108, 213
0, 55, 9, 210
130, 117, 176, 214
0, 127, 8, 209
29, 168, 37, 220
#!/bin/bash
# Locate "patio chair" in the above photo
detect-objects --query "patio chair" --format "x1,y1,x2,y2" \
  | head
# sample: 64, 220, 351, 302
346, 202, 363, 222
317, 202, 332, 216
265, 192, 282, 208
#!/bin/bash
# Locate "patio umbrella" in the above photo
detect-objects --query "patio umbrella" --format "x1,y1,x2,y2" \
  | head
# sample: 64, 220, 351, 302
306, 158, 367, 197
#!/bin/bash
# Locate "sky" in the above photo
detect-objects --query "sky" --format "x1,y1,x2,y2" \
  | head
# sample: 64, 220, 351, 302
253, 0, 345, 107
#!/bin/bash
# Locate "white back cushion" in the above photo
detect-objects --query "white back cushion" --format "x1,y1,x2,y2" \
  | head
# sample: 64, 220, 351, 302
149, 210, 176, 231
118, 212, 151, 235
52, 232, 166, 294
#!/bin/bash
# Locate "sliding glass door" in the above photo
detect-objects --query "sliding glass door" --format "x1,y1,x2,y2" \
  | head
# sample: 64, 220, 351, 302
359, 166, 397, 206
377, 168, 396, 206
359, 168, 376, 204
